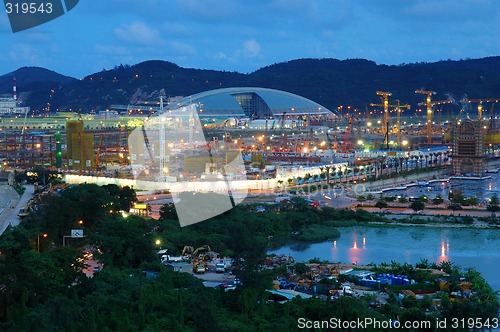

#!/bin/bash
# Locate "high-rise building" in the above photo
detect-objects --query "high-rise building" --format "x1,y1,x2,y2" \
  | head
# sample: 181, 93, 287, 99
451, 117, 484, 176
66, 120, 94, 170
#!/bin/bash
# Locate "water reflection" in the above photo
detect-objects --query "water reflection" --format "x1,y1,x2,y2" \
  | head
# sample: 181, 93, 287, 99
348, 242, 360, 265
269, 226, 500, 291
438, 241, 448, 263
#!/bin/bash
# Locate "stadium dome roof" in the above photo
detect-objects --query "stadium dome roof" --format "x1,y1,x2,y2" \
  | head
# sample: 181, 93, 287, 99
166, 87, 337, 118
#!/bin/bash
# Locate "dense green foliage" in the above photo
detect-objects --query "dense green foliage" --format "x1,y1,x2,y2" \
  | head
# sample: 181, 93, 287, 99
0, 184, 497, 331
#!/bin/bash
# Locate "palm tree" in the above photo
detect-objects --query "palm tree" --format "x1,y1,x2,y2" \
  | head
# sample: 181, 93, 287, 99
325, 165, 331, 185
353, 166, 359, 181
437, 152, 443, 166
411, 155, 418, 169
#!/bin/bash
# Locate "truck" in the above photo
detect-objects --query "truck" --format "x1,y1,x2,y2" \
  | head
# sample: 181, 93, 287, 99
329, 285, 354, 298
160, 255, 185, 264
215, 263, 225, 273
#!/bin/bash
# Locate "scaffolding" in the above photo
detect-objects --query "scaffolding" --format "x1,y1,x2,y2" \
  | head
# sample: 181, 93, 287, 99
451, 117, 485, 176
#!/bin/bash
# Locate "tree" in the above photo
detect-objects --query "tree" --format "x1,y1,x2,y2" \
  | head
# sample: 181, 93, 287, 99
447, 203, 462, 215
449, 189, 465, 205
160, 203, 178, 221
357, 195, 366, 202
118, 186, 138, 212
487, 194, 500, 217
374, 200, 388, 211
397, 196, 408, 203
410, 200, 425, 213
432, 196, 444, 205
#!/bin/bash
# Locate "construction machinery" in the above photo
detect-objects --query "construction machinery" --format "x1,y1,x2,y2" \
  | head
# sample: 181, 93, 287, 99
460, 98, 500, 120
415, 90, 453, 145
393, 100, 411, 147
371, 91, 392, 141
191, 245, 211, 260
341, 116, 353, 152
370, 92, 410, 149
181, 245, 195, 257
94, 134, 104, 172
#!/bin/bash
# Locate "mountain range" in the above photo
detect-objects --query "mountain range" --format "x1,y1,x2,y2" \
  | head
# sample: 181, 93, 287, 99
1, 57, 500, 115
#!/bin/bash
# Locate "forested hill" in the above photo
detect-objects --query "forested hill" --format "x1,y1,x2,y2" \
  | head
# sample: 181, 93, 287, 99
2, 57, 500, 114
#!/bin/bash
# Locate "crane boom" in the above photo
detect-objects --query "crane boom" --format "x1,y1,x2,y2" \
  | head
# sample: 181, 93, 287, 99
341, 117, 353, 152
460, 98, 500, 120
415, 90, 452, 145
370, 92, 409, 148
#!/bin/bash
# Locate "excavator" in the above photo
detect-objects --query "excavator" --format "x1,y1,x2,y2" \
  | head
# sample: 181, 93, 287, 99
192, 245, 211, 261
181, 245, 194, 257
181, 245, 212, 261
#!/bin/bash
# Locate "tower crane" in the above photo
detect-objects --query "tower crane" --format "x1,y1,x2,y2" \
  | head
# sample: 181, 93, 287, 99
341, 116, 353, 152
460, 98, 500, 120
415, 90, 452, 145
393, 100, 411, 147
370, 92, 410, 149
370, 91, 391, 148
94, 134, 103, 172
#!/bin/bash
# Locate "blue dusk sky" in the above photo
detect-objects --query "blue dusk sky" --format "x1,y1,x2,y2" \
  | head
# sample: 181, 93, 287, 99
1, 0, 499, 78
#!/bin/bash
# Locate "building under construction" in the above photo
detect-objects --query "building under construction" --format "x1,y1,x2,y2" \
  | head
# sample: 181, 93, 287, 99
451, 117, 485, 176
66, 120, 95, 171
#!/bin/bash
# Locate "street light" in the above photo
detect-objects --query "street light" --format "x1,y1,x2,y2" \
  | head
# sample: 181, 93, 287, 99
38, 233, 48, 252
155, 239, 161, 249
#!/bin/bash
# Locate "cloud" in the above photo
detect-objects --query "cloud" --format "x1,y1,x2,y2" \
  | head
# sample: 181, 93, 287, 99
212, 51, 227, 60
241, 39, 261, 58
163, 22, 192, 37
94, 44, 130, 56
169, 41, 196, 55
175, 0, 242, 22
8, 43, 39, 63
114, 21, 164, 46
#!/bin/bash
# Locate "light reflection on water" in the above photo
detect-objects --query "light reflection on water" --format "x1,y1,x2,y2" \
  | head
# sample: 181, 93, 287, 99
269, 226, 500, 291
385, 170, 500, 201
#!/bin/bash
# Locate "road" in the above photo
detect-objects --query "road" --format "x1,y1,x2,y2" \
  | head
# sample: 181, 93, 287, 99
0, 184, 34, 235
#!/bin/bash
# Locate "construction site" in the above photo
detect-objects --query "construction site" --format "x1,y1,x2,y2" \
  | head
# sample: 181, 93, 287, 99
0, 87, 498, 179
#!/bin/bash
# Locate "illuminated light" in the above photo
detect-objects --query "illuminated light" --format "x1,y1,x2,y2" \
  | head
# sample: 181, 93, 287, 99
441, 241, 446, 257
333, 240, 337, 248
353, 241, 358, 249
362, 237, 366, 247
